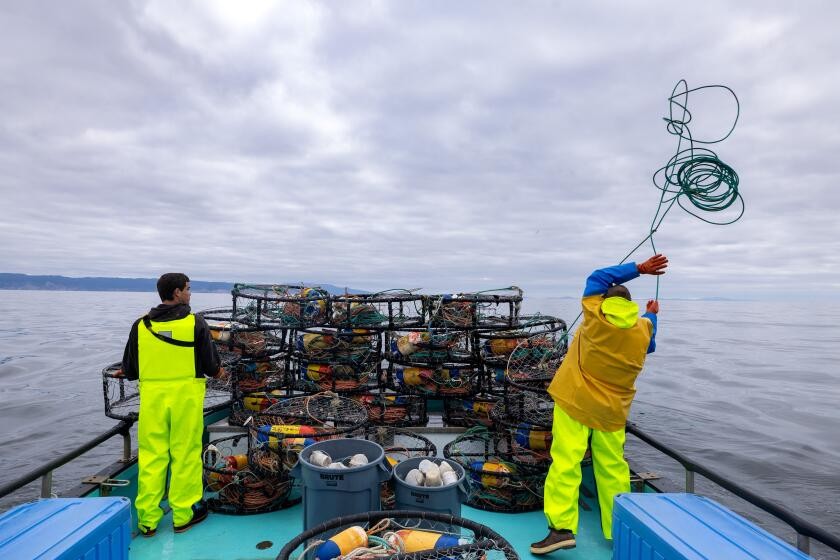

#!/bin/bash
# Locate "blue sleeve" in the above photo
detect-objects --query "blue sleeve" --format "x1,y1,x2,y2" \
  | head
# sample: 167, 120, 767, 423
642, 312, 657, 353
583, 263, 641, 296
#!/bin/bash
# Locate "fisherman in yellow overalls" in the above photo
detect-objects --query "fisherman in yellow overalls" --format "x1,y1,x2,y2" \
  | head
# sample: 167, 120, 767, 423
530, 254, 668, 553
121, 273, 223, 536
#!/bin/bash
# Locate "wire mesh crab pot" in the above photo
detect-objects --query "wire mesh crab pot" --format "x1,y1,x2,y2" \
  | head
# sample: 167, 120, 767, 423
219, 327, 288, 361
426, 287, 523, 329
477, 317, 567, 394
228, 388, 288, 426
203, 434, 299, 515
295, 328, 381, 362
350, 391, 428, 427
443, 428, 549, 513
490, 398, 553, 465
232, 284, 331, 328
494, 386, 553, 430
388, 362, 481, 397
198, 306, 290, 360
291, 356, 382, 394
102, 362, 232, 422
246, 394, 370, 476
230, 384, 329, 426
442, 394, 500, 428
230, 355, 285, 394
346, 426, 437, 510
331, 291, 425, 329
277, 509, 520, 560
386, 328, 474, 363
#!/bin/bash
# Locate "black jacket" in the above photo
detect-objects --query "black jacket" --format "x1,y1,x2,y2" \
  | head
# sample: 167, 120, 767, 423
121, 303, 221, 381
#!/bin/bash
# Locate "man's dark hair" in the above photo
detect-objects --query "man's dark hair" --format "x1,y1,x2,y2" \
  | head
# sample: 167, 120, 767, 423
605, 284, 631, 301
157, 273, 190, 301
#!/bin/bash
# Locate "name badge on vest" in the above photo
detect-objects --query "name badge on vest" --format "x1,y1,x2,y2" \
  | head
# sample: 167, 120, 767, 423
159, 331, 173, 339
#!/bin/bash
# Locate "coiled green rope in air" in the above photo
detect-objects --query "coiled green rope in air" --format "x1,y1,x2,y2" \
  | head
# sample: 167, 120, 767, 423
568, 80, 743, 331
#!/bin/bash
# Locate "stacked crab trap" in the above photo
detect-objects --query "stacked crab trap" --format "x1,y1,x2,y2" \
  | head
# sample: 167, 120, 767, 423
100, 283, 569, 526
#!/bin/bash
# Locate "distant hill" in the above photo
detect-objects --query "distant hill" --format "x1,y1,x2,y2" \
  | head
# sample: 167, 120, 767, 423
0, 273, 363, 295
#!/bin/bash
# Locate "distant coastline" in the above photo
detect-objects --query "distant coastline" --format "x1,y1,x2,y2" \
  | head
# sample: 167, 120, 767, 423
0, 273, 357, 295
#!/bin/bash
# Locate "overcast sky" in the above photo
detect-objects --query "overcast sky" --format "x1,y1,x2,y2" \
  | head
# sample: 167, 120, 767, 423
1, 1, 837, 299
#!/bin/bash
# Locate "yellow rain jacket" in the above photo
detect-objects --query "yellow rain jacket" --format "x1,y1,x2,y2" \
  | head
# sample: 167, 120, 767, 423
548, 263, 656, 432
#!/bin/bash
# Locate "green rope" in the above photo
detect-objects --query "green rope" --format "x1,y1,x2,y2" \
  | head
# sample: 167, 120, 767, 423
567, 80, 743, 332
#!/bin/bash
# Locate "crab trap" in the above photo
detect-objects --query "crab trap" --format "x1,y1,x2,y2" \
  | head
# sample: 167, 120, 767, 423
477, 317, 567, 394
443, 427, 549, 513
277, 509, 519, 560
295, 327, 381, 362
291, 356, 382, 394
215, 327, 287, 360
346, 426, 437, 510
442, 394, 499, 428
198, 306, 288, 359
494, 387, 553, 430
425, 287, 523, 329
331, 291, 425, 329
260, 392, 370, 431
489, 404, 553, 464
102, 362, 232, 422
245, 394, 370, 481
386, 328, 474, 363
232, 284, 331, 328
388, 362, 481, 397
350, 391, 428, 427
202, 433, 299, 515
228, 388, 288, 426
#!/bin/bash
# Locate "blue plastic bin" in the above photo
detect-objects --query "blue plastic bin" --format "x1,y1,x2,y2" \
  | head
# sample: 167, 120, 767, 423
0, 497, 131, 560
613, 493, 810, 560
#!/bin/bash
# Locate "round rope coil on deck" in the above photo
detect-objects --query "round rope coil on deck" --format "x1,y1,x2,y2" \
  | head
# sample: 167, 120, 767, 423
276, 509, 519, 560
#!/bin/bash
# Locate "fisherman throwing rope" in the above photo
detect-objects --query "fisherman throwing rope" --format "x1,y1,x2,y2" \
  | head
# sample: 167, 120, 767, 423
121, 273, 224, 536
531, 254, 668, 553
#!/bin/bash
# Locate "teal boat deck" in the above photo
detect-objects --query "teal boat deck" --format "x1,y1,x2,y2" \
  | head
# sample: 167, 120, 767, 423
128, 458, 614, 560
129, 500, 613, 560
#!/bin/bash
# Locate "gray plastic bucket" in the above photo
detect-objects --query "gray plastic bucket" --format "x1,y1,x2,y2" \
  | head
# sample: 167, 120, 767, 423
290, 438, 392, 531
393, 457, 467, 517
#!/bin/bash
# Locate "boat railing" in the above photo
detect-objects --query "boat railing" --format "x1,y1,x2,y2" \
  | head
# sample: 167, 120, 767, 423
0, 401, 231, 504
0, 420, 134, 501
627, 422, 840, 555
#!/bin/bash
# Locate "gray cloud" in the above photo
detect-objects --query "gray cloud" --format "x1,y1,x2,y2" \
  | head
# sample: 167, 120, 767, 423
1, 0, 838, 300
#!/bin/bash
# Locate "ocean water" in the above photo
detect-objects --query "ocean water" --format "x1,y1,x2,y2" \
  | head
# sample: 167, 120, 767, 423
0, 291, 838, 556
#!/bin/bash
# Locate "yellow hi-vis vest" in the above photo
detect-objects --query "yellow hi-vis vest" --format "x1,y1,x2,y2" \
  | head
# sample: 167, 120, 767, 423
137, 314, 197, 382
548, 294, 653, 432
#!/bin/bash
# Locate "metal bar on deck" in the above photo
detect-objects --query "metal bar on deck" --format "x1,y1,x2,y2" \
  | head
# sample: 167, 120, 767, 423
122, 431, 132, 462
797, 534, 810, 554
40, 471, 52, 498
685, 469, 695, 493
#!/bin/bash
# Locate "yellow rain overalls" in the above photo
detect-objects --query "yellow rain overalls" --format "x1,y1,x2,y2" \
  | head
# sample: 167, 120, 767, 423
545, 263, 655, 540
136, 314, 205, 531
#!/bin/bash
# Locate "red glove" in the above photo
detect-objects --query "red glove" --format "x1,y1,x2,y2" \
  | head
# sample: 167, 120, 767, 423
637, 254, 668, 275
646, 300, 659, 314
